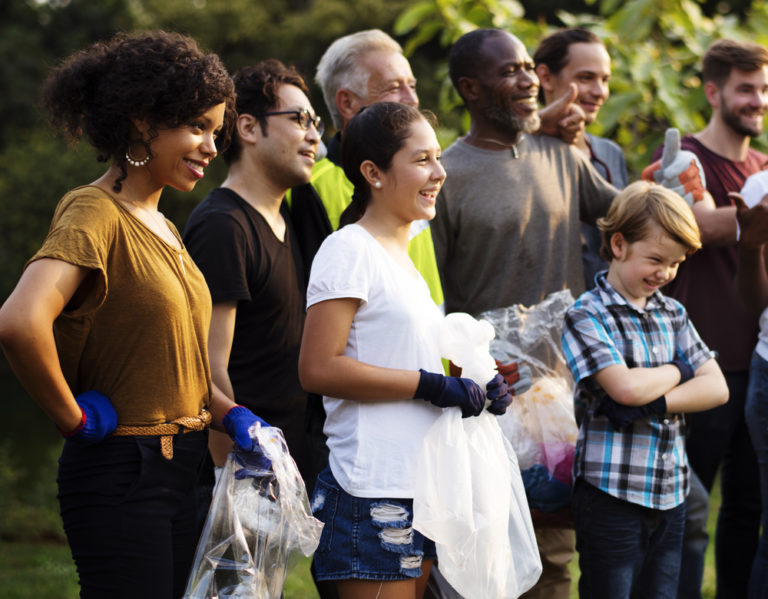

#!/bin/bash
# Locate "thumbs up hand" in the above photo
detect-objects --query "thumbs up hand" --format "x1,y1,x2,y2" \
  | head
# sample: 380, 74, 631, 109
641, 128, 706, 205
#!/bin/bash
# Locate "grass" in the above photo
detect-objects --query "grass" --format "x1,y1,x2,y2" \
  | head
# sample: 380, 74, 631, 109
0, 477, 722, 599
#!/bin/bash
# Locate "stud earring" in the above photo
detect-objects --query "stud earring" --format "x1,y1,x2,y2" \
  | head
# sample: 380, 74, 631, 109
374, 181, 382, 188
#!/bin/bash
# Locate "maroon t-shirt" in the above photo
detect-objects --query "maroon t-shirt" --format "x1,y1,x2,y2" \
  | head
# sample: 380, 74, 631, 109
653, 135, 767, 371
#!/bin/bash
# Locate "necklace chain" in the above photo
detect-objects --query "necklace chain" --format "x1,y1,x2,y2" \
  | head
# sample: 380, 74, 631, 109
123, 200, 185, 270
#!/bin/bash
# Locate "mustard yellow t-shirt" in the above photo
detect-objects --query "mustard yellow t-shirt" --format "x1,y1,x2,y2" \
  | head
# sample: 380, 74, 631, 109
31, 186, 212, 425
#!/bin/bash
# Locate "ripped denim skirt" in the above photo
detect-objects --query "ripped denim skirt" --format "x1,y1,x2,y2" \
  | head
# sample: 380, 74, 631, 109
310, 465, 437, 581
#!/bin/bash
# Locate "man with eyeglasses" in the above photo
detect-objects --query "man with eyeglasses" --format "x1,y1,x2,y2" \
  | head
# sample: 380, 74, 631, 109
184, 60, 322, 503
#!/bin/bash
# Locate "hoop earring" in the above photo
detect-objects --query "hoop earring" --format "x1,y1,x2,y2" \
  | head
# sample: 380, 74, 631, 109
125, 142, 151, 167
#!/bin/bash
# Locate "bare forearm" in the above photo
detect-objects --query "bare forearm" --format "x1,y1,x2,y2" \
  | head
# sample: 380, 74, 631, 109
0, 326, 82, 432
595, 363, 681, 406
300, 354, 421, 401
665, 363, 729, 413
692, 203, 737, 246
736, 241, 768, 315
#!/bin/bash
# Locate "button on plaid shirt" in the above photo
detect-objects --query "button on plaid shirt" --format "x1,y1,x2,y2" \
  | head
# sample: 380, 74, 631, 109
561, 274, 714, 510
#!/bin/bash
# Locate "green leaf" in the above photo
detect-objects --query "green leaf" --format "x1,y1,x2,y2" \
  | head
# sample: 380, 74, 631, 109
394, 1, 436, 35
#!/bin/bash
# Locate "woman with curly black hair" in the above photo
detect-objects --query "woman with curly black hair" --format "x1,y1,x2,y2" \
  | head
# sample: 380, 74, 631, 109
0, 31, 270, 598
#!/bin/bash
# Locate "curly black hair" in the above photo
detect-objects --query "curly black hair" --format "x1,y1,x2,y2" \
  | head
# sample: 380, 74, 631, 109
41, 30, 236, 191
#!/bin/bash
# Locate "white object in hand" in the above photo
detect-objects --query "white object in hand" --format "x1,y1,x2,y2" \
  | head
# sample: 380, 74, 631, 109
438, 312, 497, 387
740, 170, 768, 209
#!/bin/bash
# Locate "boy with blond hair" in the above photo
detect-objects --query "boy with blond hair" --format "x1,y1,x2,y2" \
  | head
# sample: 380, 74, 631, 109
561, 181, 729, 598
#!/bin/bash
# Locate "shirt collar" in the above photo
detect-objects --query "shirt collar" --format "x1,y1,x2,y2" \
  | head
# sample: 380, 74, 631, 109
594, 271, 677, 313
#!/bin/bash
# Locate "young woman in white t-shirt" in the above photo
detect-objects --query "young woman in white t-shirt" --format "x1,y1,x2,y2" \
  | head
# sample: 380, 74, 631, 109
299, 102, 513, 599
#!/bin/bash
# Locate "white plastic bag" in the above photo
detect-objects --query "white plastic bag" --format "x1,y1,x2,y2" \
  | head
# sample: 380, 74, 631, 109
413, 312, 542, 599
414, 411, 541, 599
184, 425, 323, 599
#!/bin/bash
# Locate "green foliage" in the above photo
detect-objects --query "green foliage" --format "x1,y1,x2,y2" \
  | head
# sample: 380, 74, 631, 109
0, 441, 64, 542
394, 0, 768, 177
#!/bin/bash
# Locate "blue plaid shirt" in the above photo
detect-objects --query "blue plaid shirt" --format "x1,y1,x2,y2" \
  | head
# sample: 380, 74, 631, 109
561, 273, 714, 510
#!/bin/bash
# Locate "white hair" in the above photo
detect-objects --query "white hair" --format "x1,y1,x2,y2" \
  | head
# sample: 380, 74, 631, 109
316, 29, 404, 130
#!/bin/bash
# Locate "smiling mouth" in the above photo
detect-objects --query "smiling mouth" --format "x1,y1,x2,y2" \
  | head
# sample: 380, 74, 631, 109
184, 159, 206, 178
299, 150, 316, 162
512, 96, 537, 108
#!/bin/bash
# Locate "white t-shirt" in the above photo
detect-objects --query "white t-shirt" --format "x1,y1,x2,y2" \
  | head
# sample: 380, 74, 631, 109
306, 224, 445, 498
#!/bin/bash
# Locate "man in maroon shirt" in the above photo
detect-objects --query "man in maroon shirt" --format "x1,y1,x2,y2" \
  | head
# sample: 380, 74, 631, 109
653, 38, 768, 599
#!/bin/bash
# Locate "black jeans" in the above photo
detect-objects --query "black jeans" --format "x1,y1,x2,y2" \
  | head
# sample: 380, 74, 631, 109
58, 431, 207, 598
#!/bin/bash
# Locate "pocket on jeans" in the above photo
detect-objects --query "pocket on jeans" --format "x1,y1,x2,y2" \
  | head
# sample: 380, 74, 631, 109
311, 474, 339, 555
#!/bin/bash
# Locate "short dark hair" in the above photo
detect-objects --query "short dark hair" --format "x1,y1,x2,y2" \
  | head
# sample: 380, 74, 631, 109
702, 38, 768, 88
449, 28, 507, 102
41, 30, 236, 192
533, 28, 602, 103
223, 59, 310, 164
339, 102, 434, 227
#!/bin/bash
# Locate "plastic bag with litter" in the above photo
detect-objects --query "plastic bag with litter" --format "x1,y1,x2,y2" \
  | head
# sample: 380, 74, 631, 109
479, 290, 578, 512
184, 425, 323, 599
413, 312, 542, 599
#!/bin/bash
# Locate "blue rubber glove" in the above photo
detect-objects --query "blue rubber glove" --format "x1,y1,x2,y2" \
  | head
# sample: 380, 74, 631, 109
222, 405, 270, 452
58, 390, 118, 444
414, 369, 486, 418
486, 373, 514, 415
596, 395, 668, 430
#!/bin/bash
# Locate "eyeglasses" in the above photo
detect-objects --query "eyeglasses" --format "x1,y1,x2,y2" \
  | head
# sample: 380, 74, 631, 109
254, 109, 324, 135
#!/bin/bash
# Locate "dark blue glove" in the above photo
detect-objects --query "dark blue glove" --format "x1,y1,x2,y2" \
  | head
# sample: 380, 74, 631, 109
59, 390, 118, 444
596, 395, 667, 430
414, 369, 485, 418
486, 373, 513, 415
670, 356, 694, 384
222, 405, 270, 451
232, 444, 274, 479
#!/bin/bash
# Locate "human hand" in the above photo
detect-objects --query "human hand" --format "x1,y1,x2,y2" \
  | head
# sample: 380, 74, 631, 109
730, 191, 768, 249
595, 395, 667, 430
485, 373, 513, 415
414, 369, 485, 418
223, 406, 272, 474
222, 405, 270, 451
641, 128, 706, 205
59, 390, 118, 444
495, 360, 534, 396
670, 354, 694, 384
538, 83, 586, 144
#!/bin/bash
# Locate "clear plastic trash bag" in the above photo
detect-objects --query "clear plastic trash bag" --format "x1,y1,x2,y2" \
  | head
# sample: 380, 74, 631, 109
413, 313, 542, 599
184, 425, 323, 599
479, 290, 578, 510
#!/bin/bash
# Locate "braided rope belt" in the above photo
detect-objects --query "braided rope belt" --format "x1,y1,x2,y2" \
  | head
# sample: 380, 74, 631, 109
113, 409, 212, 460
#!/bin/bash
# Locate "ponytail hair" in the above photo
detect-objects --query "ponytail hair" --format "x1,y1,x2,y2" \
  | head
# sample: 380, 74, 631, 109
339, 102, 428, 227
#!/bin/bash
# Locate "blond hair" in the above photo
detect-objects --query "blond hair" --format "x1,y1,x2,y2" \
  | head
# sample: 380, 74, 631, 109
598, 181, 701, 261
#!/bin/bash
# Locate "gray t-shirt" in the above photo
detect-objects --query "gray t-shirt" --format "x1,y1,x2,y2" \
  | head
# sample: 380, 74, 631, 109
432, 134, 617, 314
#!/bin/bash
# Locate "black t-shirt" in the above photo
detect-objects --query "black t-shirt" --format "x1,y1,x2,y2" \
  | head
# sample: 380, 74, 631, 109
184, 187, 310, 476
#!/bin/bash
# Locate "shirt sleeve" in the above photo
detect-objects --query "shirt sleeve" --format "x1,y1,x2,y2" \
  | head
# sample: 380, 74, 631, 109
674, 304, 716, 370
306, 229, 372, 308
184, 211, 253, 303
575, 148, 619, 225
30, 190, 116, 315
562, 299, 625, 383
